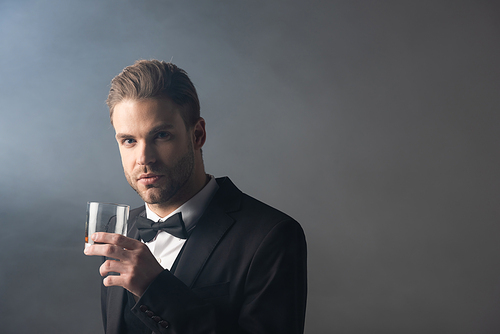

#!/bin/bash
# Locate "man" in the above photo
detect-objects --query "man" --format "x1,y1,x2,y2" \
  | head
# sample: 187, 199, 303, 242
84, 60, 307, 334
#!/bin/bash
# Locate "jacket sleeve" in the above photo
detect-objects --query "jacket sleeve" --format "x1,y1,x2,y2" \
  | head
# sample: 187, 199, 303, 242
128, 219, 307, 334
238, 219, 307, 334
130, 270, 217, 333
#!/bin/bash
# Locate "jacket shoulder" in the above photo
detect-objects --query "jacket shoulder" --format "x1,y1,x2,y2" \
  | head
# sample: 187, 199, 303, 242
129, 206, 145, 218
216, 176, 296, 223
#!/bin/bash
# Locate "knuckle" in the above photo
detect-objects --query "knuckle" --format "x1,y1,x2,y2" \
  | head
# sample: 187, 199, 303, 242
115, 234, 127, 244
129, 251, 140, 262
104, 260, 112, 270
110, 233, 121, 243
105, 244, 115, 254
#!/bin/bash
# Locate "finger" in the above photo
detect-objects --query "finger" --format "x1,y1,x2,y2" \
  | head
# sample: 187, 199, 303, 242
102, 269, 144, 298
103, 273, 124, 288
102, 275, 141, 298
92, 233, 143, 249
85, 243, 127, 260
100, 259, 124, 277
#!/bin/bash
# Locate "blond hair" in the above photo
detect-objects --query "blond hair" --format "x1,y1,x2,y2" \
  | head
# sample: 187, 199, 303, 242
106, 60, 200, 128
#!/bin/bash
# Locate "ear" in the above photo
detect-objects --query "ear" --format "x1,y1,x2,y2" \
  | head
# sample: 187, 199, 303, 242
192, 117, 206, 150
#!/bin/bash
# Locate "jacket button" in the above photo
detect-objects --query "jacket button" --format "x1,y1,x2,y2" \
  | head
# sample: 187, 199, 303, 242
145, 310, 154, 318
139, 305, 148, 312
159, 320, 169, 328
152, 316, 161, 323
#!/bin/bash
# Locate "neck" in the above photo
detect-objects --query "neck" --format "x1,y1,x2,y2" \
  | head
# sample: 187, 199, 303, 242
147, 170, 209, 218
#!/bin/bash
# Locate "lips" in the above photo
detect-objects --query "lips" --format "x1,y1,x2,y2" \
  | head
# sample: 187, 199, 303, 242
137, 173, 163, 185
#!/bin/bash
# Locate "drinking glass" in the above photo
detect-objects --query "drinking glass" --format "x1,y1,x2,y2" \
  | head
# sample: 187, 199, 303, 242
85, 202, 129, 248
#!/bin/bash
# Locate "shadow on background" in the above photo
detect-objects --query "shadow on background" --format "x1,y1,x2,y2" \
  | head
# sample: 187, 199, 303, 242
1, 1, 500, 333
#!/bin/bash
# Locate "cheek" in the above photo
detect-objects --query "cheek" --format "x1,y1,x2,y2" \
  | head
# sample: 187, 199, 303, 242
119, 151, 135, 174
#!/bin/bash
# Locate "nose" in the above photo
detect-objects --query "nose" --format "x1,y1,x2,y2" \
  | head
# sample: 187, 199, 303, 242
136, 142, 156, 166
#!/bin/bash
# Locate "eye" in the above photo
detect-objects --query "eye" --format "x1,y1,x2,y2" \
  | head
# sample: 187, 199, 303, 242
156, 131, 171, 140
122, 138, 136, 146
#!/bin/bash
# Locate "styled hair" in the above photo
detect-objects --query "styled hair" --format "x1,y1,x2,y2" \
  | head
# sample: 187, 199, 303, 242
106, 60, 200, 128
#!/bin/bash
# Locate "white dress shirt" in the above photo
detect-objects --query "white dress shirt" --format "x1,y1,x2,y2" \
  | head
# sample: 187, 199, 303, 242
143, 175, 219, 270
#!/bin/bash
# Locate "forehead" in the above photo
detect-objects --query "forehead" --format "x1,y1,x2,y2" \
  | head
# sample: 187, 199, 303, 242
112, 98, 183, 133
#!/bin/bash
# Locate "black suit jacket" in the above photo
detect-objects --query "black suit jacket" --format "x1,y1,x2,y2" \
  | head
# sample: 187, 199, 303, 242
101, 177, 307, 334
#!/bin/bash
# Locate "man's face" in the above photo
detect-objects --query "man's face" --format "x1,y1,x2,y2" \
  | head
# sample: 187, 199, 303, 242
112, 98, 195, 206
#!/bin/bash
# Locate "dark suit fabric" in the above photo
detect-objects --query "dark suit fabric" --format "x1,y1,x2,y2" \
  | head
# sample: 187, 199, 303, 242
101, 177, 307, 334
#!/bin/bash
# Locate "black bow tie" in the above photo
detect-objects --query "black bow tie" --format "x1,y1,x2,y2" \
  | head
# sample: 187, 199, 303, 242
136, 212, 188, 242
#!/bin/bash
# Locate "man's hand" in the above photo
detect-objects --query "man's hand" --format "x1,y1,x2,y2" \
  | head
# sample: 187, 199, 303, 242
84, 232, 164, 297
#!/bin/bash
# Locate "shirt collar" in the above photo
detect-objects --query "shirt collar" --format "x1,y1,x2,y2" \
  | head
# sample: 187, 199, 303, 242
145, 175, 219, 233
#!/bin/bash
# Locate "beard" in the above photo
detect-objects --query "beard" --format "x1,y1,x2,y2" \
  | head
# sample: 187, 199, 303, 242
125, 143, 195, 205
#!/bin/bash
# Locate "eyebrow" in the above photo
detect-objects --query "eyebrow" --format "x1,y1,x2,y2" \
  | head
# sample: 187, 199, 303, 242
115, 123, 175, 140
147, 123, 175, 136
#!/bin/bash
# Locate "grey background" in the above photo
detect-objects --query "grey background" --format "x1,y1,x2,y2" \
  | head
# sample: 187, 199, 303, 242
1, 1, 499, 333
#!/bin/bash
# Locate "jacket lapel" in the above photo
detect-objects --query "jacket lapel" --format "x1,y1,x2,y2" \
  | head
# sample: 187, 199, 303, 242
174, 177, 241, 288
173, 204, 234, 288
127, 208, 143, 241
